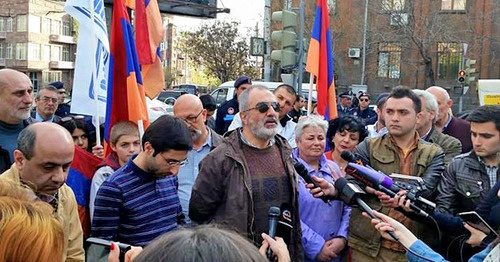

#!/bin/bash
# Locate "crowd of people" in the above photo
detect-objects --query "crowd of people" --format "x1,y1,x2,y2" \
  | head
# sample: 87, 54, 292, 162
0, 68, 499, 262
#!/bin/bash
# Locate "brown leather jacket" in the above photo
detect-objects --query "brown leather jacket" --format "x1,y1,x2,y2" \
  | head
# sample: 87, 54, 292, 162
189, 129, 304, 261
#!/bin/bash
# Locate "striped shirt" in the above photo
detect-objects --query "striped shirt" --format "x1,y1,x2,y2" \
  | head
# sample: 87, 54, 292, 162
91, 156, 182, 246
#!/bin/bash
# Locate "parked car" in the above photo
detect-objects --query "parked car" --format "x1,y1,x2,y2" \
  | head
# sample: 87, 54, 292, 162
157, 90, 187, 105
174, 84, 198, 95
147, 97, 172, 122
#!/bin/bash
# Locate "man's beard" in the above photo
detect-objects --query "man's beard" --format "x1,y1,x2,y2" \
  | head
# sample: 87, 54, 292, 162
248, 116, 279, 141
189, 127, 202, 141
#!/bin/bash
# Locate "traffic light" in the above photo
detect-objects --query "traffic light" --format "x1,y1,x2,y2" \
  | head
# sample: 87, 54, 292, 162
465, 59, 478, 85
458, 70, 466, 83
270, 10, 297, 68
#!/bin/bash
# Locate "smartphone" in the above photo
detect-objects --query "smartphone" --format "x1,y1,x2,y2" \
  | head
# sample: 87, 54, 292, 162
86, 237, 131, 262
458, 211, 499, 237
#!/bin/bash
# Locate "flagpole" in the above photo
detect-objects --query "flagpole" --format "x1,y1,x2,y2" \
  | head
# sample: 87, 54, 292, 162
307, 74, 314, 116
89, 0, 101, 146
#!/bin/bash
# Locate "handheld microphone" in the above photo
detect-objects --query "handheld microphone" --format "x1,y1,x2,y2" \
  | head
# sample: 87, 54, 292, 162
267, 206, 280, 259
294, 161, 330, 203
341, 151, 433, 217
334, 177, 399, 242
276, 203, 293, 245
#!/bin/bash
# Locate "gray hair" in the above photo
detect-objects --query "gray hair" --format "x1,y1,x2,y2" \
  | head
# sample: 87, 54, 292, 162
36, 85, 58, 99
426, 86, 450, 101
17, 125, 37, 160
295, 115, 328, 141
413, 89, 439, 123
238, 85, 270, 112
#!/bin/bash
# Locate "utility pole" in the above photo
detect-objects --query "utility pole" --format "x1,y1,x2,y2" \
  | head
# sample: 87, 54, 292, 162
264, 0, 271, 81
360, 0, 369, 85
296, 0, 305, 96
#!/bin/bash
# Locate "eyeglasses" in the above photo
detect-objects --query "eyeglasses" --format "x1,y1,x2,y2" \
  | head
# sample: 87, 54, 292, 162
158, 153, 188, 167
40, 96, 58, 103
243, 102, 280, 113
359, 98, 369, 102
181, 109, 204, 123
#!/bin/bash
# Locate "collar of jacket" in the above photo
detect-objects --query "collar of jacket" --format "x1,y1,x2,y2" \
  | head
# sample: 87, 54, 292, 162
463, 151, 488, 171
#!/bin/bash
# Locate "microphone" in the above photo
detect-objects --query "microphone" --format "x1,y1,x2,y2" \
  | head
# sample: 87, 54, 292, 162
276, 203, 293, 246
341, 151, 433, 217
334, 177, 399, 242
267, 206, 280, 259
294, 161, 330, 203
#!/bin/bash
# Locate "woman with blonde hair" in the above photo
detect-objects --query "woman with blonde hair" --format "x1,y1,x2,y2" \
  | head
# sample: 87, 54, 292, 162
0, 180, 65, 262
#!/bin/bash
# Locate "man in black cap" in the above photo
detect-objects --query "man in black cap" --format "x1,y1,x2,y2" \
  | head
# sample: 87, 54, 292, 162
355, 92, 377, 125
214, 76, 252, 135
51, 81, 71, 118
337, 91, 356, 117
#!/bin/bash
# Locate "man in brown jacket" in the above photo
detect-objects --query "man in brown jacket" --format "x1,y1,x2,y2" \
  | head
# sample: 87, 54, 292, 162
190, 86, 304, 261
348, 86, 445, 262
0, 122, 84, 261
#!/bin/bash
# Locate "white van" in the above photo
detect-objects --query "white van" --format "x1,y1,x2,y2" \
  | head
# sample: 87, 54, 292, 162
210, 81, 317, 107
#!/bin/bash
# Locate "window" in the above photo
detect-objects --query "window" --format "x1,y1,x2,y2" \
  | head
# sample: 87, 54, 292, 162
16, 43, 27, 60
383, 0, 405, 11
28, 43, 40, 60
62, 45, 70, 61
51, 45, 61, 61
43, 71, 62, 83
0, 18, 4, 32
441, 0, 466, 10
377, 43, 401, 79
43, 18, 51, 34
29, 72, 39, 93
437, 43, 463, 80
43, 45, 51, 61
17, 15, 27, 32
0, 44, 3, 59
51, 20, 61, 35
6, 17, 13, 32
29, 15, 41, 33
6, 43, 12, 59
63, 21, 71, 36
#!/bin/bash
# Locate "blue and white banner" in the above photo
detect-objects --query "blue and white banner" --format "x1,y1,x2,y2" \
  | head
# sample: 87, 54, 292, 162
65, 0, 109, 117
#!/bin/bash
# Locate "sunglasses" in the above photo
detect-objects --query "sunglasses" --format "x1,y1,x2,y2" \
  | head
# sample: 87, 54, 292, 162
359, 98, 369, 102
243, 102, 280, 113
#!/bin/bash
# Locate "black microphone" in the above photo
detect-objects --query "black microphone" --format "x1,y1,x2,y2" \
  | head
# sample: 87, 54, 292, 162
267, 206, 280, 259
294, 161, 330, 203
276, 203, 293, 246
341, 151, 432, 217
334, 177, 399, 242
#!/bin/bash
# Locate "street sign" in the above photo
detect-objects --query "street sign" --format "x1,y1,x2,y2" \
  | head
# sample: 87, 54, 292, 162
250, 37, 265, 56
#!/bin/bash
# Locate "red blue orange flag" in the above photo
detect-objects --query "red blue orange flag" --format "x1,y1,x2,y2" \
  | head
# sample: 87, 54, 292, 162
305, 0, 338, 120
134, 0, 165, 99
105, 0, 149, 153
66, 146, 102, 237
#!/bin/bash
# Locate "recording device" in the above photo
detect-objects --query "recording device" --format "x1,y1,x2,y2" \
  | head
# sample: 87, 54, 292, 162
341, 151, 435, 217
86, 237, 131, 262
276, 203, 293, 245
458, 211, 499, 237
333, 177, 399, 242
294, 161, 330, 203
266, 206, 280, 259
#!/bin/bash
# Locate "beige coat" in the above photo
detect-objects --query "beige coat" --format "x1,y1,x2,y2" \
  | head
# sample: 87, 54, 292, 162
1, 164, 85, 262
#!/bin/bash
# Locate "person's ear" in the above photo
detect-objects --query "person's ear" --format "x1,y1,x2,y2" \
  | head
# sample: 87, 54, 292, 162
240, 112, 248, 125
14, 150, 26, 172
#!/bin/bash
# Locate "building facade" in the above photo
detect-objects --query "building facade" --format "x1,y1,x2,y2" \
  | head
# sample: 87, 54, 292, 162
0, 0, 76, 92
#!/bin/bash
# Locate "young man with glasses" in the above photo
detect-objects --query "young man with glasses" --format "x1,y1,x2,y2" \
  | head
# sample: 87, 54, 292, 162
173, 94, 223, 224
31, 86, 61, 123
91, 115, 193, 246
190, 86, 304, 261
355, 92, 377, 125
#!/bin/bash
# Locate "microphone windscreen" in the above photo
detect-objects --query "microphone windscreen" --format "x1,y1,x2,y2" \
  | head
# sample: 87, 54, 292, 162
340, 151, 356, 163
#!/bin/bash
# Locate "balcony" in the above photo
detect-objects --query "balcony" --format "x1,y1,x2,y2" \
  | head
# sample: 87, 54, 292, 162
49, 34, 77, 44
49, 61, 74, 69
0, 32, 5, 39
0, 58, 5, 67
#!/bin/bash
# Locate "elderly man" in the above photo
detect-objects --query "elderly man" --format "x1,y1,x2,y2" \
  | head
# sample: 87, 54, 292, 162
413, 90, 462, 165
228, 84, 298, 147
0, 122, 84, 261
173, 94, 223, 224
337, 91, 356, 117
32, 86, 61, 122
426, 86, 472, 153
0, 69, 34, 173
190, 86, 304, 261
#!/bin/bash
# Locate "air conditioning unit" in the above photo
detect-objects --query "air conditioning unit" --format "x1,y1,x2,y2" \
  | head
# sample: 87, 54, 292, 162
348, 48, 361, 58
390, 13, 408, 26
